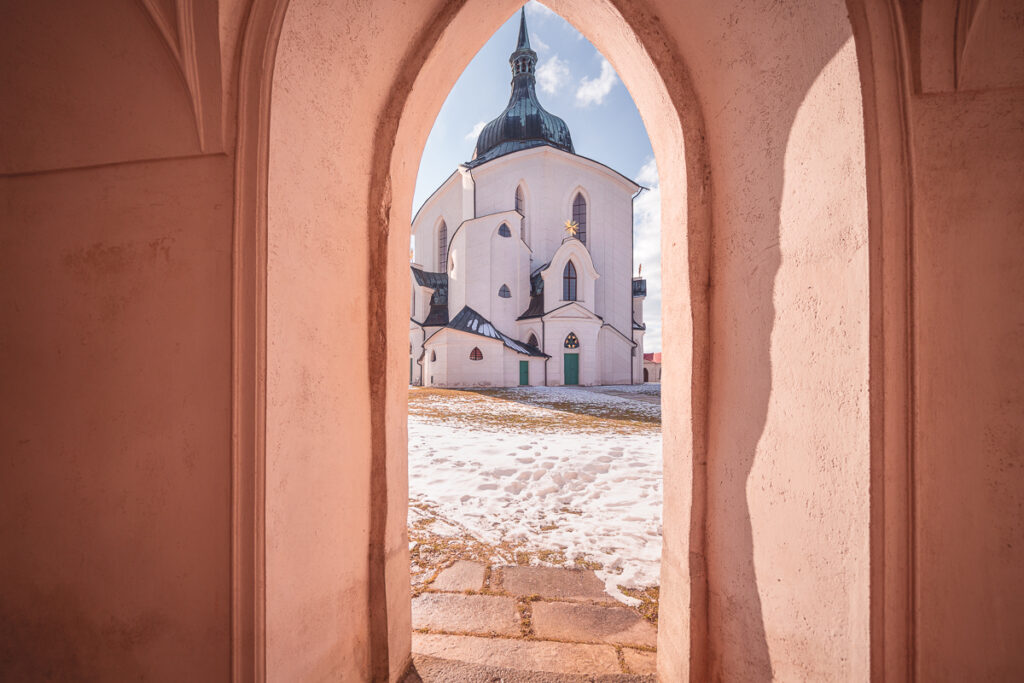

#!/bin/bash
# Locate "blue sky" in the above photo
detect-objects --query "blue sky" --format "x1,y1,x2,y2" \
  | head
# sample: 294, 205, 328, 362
413, 1, 662, 352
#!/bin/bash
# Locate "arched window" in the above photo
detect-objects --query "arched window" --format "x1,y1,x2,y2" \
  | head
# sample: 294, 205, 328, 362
437, 220, 448, 270
515, 185, 526, 243
564, 332, 580, 349
430, 350, 436, 362
470, 347, 483, 361
498, 223, 511, 238
572, 193, 587, 245
527, 333, 539, 347
498, 284, 511, 298
563, 261, 577, 301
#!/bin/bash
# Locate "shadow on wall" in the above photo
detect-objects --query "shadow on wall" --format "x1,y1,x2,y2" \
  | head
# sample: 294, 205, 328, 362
698, 16, 865, 683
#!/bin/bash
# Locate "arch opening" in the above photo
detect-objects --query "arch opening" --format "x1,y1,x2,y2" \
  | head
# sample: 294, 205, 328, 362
253, 0, 889, 680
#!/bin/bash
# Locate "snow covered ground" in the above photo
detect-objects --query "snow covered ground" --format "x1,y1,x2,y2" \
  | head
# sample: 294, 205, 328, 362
408, 385, 662, 604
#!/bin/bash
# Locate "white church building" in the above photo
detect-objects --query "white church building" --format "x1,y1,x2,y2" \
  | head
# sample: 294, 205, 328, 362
409, 10, 647, 388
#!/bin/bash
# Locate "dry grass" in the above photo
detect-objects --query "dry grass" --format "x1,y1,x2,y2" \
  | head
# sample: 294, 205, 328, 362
408, 387, 658, 434
619, 585, 660, 625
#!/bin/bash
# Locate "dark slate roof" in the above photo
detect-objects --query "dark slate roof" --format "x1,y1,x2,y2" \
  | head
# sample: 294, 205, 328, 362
633, 318, 646, 330
632, 278, 647, 297
466, 10, 574, 168
423, 304, 448, 327
517, 269, 546, 319
411, 265, 448, 306
518, 294, 545, 320
447, 306, 547, 357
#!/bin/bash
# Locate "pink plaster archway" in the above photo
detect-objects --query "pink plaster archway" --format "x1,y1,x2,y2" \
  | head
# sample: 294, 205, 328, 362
231, 1, 915, 680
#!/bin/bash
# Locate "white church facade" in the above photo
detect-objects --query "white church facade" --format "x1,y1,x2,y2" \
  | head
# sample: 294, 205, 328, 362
409, 10, 646, 388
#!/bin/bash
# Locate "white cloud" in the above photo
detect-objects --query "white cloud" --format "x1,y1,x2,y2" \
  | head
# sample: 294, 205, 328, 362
575, 58, 618, 107
632, 157, 662, 352
524, 1, 556, 20
536, 54, 570, 95
465, 120, 486, 141
532, 33, 550, 53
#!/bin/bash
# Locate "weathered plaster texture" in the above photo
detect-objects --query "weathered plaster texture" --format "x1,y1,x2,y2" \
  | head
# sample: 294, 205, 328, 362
1, 0, 1022, 681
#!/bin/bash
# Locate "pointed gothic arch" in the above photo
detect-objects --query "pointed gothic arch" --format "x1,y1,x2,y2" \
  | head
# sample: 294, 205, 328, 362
572, 191, 588, 245
436, 218, 448, 270
563, 260, 577, 301
515, 183, 527, 244
233, 0, 916, 680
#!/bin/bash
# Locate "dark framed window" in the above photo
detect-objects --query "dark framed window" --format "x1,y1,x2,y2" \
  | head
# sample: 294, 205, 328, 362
515, 186, 526, 243
563, 260, 577, 301
430, 350, 436, 362
527, 333, 539, 347
498, 284, 511, 298
438, 220, 448, 269
564, 332, 580, 349
470, 347, 483, 361
498, 223, 511, 238
572, 193, 587, 244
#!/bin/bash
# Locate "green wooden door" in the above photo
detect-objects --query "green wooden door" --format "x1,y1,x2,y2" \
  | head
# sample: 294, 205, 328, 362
519, 360, 529, 386
563, 353, 579, 385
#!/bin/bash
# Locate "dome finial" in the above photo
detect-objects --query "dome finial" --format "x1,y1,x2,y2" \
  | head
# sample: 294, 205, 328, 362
517, 7, 531, 52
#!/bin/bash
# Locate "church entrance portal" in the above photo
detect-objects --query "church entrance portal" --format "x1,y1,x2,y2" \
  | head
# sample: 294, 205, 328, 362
563, 353, 579, 385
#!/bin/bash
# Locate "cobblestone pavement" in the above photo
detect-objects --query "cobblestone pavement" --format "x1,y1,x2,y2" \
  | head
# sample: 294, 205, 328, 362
404, 562, 658, 681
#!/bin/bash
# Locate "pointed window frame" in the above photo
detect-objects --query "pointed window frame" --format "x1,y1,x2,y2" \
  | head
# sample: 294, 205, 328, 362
437, 219, 448, 270
564, 332, 580, 349
563, 260, 578, 301
572, 193, 587, 245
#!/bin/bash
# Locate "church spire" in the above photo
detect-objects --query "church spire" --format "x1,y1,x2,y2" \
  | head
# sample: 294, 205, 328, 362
516, 8, 531, 52
467, 5, 574, 166
510, 8, 537, 79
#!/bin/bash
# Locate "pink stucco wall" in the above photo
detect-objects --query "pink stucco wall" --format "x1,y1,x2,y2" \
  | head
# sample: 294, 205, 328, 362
1, 1, 1021, 681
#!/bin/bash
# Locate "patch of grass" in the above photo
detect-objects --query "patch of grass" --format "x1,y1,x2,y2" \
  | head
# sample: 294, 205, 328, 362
536, 549, 567, 565
517, 599, 534, 637
573, 556, 604, 571
619, 585, 660, 625
408, 387, 659, 434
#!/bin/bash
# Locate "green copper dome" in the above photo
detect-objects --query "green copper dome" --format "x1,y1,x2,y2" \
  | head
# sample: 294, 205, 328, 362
468, 9, 575, 167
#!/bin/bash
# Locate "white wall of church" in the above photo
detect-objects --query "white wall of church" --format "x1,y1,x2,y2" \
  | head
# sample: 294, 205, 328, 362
543, 318, 601, 386
412, 172, 464, 273
410, 146, 643, 387
598, 325, 635, 385
470, 147, 638, 339
425, 333, 505, 387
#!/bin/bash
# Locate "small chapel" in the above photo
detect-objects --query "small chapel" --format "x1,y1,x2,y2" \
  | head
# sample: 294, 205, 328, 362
409, 9, 647, 388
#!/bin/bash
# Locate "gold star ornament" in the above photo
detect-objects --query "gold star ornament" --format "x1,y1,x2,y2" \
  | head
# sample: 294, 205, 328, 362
564, 219, 579, 236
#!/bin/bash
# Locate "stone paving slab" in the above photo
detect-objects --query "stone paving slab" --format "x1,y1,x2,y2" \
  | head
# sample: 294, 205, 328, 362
411, 633, 623, 676
412, 593, 519, 636
621, 648, 657, 675
429, 560, 485, 592
499, 566, 616, 603
404, 653, 656, 682
531, 601, 658, 648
